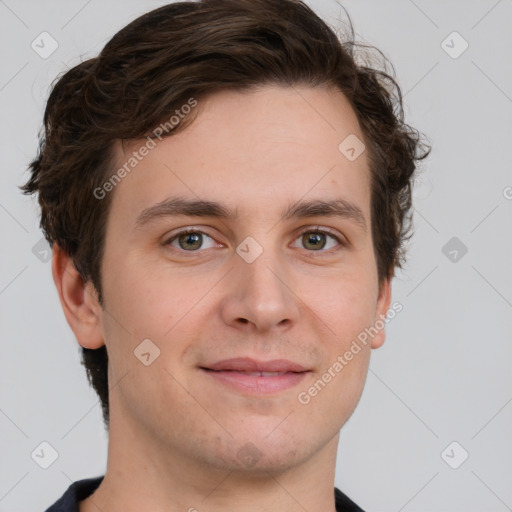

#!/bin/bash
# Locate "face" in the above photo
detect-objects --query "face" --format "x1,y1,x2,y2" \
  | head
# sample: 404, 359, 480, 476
93, 84, 391, 474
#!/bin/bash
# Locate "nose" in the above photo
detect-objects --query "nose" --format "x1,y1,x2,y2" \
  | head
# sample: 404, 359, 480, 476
219, 247, 300, 333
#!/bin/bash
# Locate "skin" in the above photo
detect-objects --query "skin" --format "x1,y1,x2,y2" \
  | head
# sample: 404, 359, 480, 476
53, 84, 392, 512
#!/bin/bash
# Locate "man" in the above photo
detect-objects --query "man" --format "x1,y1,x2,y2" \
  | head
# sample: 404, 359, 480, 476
22, 0, 429, 510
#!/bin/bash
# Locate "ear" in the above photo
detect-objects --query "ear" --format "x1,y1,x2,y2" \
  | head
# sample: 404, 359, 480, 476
370, 276, 392, 349
51, 243, 105, 349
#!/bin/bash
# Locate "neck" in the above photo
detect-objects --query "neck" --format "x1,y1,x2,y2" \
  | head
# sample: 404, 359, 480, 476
80, 404, 340, 512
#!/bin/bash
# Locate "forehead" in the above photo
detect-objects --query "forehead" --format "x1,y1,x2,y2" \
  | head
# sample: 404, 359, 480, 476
108, 84, 371, 228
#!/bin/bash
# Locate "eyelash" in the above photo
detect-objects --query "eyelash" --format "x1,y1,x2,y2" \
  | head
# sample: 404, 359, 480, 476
163, 226, 345, 255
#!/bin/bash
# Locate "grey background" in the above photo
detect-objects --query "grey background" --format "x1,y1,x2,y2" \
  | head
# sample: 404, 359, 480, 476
1, 0, 511, 510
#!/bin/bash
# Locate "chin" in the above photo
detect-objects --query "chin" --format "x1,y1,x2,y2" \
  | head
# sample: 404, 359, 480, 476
197, 428, 320, 476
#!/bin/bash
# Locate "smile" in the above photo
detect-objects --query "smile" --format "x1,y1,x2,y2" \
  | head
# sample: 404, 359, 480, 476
202, 369, 309, 394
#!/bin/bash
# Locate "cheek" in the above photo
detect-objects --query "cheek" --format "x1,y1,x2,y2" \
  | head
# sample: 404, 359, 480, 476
97, 266, 171, 385
102, 256, 175, 334
306, 273, 378, 337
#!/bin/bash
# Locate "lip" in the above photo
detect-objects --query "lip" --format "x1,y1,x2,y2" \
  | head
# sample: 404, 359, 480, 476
200, 358, 310, 394
204, 357, 308, 373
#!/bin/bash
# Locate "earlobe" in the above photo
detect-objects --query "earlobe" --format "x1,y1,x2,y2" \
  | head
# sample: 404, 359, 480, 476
51, 243, 105, 350
370, 277, 392, 349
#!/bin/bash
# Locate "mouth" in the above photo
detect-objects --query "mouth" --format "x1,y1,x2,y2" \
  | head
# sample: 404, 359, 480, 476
200, 358, 310, 394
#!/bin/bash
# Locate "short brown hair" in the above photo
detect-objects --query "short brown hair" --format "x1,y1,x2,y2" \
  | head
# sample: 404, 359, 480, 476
21, 0, 430, 429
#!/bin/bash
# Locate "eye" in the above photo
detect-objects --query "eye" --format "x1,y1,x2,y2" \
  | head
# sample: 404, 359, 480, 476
164, 226, 345, 254
164, 229, 218, 252
291, 227, 344, 252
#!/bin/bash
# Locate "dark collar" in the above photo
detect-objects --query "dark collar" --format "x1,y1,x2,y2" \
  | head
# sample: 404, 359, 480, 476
44, 476, 365, 512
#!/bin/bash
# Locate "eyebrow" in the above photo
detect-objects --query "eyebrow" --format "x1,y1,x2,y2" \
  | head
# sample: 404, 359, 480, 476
134, 196, 367, 233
